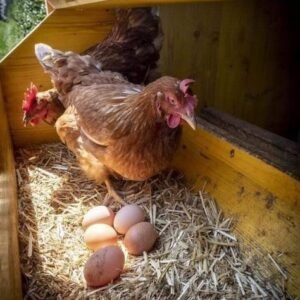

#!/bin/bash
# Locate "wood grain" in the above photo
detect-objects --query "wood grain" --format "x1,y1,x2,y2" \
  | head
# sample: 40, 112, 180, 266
173, 121, 300, 296
160, 1, 299, 140
0, 85, 22, 299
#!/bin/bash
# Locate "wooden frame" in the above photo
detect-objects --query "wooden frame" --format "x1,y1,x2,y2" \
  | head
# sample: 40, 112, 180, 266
173, 117, 300, 295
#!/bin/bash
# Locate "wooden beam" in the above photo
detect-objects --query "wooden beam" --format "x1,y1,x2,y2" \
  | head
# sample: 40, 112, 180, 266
45, 0, 55, 14
173, 120, 300, 296
48, 0, 227, 10
200, 107, 299, 179
0, 84, 22, 299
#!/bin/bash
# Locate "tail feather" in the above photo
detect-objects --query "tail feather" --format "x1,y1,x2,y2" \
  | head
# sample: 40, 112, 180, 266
83, 7, 163, 84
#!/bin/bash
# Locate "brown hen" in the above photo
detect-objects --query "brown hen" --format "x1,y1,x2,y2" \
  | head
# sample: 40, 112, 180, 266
31, 44, 197, 204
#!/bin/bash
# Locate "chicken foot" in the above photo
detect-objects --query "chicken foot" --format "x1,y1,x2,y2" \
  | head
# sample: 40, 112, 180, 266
104, 179, 126, 205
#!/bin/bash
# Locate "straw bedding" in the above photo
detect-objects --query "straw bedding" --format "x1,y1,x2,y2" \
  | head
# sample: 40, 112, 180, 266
15, 143, 292, 300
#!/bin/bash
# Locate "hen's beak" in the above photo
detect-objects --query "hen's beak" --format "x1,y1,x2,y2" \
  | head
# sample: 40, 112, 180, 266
179, 112, 196, 130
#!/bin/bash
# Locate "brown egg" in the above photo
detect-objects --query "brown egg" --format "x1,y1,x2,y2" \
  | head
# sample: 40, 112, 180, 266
82, 206, 114, 229
84, 245, 125, 287
124, 222, 158, 255
84, 224, 117, 251
114, 204, 145, 234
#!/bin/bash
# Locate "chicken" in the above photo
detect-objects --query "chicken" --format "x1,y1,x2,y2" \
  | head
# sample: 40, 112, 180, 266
22, 7, 162, 126
30, 43, 197, 204
83, 7, 162, 84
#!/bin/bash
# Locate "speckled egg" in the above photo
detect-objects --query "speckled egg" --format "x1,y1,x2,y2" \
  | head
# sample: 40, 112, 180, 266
113, 204, 145, 234
84, 223, 117, 251
82, 206, 114, 229
124, 222, 158, 255
84, 245, 125, 287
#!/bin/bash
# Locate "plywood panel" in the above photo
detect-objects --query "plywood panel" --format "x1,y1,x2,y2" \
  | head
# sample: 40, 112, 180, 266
214, 0, 298, 139
160, 1, 299, 140
160, 2, 222, 113
0, 7, 116, 146
0, 84, 22, 299
173, 123, 300, 295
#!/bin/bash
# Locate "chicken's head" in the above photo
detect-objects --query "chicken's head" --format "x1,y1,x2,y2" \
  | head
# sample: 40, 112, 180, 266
22, 83, 61, 126
155, 78, 197, 130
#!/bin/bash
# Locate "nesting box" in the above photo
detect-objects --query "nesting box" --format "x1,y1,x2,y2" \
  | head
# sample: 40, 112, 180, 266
0, 0, 299, 299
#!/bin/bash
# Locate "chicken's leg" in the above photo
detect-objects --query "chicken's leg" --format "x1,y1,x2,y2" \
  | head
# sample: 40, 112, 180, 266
104, 179, 126, 205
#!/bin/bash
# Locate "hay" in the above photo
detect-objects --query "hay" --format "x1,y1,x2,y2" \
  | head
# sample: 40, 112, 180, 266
15, 143, 293, 300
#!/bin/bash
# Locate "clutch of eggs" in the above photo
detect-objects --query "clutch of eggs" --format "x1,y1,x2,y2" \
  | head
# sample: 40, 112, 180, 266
82, 204, 158, 287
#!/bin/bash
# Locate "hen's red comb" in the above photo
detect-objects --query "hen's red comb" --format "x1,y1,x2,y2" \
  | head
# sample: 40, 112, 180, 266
179, 79, 195, 94
22, 83, 38, 112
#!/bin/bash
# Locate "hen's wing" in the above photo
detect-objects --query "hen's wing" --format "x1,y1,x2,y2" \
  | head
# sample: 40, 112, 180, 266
55, 106, 109, 183
63, 83, 143, 145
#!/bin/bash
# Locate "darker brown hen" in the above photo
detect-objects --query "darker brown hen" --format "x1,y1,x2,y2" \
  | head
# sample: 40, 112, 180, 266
84, 7, 162, 84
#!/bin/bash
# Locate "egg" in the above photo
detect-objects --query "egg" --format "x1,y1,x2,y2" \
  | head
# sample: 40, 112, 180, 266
82, 206, 114, 229
84, 223, 117, 251
84, 245, 125, 287
114, 204, 145, 234
124, 222, 158, 255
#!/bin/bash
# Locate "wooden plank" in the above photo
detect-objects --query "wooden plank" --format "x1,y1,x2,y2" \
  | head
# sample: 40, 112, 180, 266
48, 0, 226, 10
159, 2, 222, 114
214, 0, 299, 140
160, 0, 299, 141
200, 107, 300, 179
173, 121, 300, 295
0, 7, 116, 146
0, 84, 22, 299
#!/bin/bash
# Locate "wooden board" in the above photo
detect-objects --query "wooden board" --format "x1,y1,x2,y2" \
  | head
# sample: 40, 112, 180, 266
200, 107, 300, 179
173, 121, 300, 296
0, 84, 22, 299
48, 0, 226, 10
160, 0, 300, 141
0, 7, 117, 146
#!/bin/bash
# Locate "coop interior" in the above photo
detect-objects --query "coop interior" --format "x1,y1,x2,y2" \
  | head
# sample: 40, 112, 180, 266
0, 0, 299, 299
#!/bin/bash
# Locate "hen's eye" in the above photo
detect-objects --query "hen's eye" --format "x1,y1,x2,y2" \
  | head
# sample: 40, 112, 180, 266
169, 98, 176, 105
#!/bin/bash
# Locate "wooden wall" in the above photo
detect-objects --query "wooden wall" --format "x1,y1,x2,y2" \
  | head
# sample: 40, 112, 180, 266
173, 123, 300, 295
160, 0, 300, 141
0, 84, 22, 299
